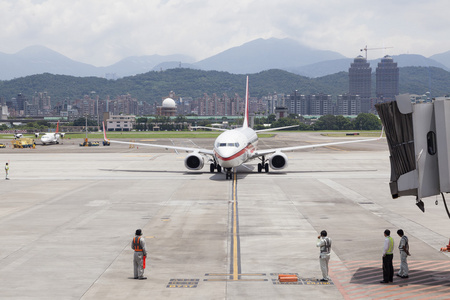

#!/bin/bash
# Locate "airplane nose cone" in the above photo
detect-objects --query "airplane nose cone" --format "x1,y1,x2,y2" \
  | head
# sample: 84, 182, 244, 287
215, 147, 243, 168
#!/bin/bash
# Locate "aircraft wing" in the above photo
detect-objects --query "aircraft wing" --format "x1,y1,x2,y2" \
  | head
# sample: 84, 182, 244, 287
102, 123, 214, 156
192, 126, 228, 132
105, 139, 214, 155
193, 125, 299, 133
255, 130, 384, 156
254, 125, 299, 133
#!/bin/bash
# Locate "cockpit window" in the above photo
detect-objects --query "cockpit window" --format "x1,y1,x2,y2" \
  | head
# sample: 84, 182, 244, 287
217, 142, 239, 147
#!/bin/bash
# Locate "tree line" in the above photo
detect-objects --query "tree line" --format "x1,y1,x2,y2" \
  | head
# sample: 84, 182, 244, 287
133, 113, 381, 131
5, 113, 380, 132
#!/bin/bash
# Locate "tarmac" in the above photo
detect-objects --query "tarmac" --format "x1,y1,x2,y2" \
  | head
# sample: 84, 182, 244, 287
1, 132, 450, 300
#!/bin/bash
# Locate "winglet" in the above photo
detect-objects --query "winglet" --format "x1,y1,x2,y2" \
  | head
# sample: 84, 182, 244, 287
242, 76, 249, 128
102, 122, 109, 141
380, 126, 384, 139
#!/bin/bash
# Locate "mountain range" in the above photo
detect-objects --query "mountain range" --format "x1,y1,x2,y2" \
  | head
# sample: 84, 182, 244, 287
2, 38, 450, 81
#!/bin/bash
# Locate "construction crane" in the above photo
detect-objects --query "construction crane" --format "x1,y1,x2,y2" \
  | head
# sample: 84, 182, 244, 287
360, 45, 393, 59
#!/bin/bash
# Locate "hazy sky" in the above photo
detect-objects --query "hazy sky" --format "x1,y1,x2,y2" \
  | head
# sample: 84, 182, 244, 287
1, 0, 449, 66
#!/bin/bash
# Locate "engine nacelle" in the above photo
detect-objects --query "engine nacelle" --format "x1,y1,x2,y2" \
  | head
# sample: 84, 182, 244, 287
184, 153, 204, 170
269, 152, 288, 170
34, 133, 40, 138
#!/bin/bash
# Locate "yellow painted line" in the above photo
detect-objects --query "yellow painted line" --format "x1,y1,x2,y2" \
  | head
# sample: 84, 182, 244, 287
232, 172, 239, 280
325, 146, 347, 152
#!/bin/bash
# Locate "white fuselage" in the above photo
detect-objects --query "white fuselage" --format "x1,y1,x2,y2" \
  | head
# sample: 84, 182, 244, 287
213, 127, 258, 169
41, 133, 60, 144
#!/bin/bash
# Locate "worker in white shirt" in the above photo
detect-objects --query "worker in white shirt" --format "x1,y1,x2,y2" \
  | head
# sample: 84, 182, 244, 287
396, 229, 410, 278
316, 230, 332, 282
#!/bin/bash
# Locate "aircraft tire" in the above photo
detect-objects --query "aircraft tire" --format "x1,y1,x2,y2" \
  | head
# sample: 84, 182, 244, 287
264, 163, 269, 173
210, 164, 215, 173
217, 165, 222, 173
257, 163, 262, 173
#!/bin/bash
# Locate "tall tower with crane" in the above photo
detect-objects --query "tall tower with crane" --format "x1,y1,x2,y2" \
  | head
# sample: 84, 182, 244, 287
360, 45, 393, 60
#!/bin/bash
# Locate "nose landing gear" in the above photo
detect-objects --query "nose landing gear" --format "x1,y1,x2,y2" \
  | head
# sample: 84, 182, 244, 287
225, 168, 233, 180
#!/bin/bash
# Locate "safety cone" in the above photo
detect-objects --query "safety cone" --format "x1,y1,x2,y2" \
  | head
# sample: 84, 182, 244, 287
278, 274, 298, 282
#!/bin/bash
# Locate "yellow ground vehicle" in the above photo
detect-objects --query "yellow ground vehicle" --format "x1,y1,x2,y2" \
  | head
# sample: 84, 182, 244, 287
0, 143, 6, 148
11, 138, 35, 148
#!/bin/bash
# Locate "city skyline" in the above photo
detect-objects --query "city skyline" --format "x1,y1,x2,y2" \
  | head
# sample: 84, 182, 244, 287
3, 56, 401, 119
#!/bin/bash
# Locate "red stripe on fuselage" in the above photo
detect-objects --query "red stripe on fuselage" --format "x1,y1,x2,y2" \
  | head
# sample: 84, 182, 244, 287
214, 144, 255, 162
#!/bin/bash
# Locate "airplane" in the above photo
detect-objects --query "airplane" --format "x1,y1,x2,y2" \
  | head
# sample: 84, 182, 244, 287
103, 76, 384, 179
14, 133, 23, 139
35, 121, 65, 145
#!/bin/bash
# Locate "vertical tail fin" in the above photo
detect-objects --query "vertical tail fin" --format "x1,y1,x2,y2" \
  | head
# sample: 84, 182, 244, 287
56, 121, 59, 133
242, 76, 249, 128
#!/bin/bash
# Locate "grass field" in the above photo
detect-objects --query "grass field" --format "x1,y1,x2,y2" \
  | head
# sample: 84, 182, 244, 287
1, 130, 384, 140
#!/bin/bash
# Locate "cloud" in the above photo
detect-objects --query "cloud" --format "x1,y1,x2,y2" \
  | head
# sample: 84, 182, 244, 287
1, 0, 450, 66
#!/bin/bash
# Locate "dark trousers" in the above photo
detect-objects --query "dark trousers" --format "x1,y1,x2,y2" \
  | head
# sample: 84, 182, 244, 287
382, 254, 394, 282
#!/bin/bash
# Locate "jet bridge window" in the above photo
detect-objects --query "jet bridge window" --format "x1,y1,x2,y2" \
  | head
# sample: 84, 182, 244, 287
427, 131, 437, 155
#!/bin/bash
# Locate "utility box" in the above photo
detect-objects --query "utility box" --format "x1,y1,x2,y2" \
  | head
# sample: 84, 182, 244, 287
375, 95, 450, 212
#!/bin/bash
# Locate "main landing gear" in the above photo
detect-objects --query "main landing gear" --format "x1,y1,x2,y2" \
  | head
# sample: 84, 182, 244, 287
257, 155, 269, 173
209, 162, 222, 173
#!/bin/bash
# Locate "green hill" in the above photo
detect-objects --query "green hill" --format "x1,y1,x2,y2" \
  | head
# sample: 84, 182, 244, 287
1, 67, 449, 106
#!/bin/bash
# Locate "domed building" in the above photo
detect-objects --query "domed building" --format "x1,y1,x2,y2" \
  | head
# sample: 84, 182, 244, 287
157, 97, 177, 116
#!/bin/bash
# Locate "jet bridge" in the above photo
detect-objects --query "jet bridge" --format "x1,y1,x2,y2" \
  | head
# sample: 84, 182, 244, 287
375, 95, 450, 217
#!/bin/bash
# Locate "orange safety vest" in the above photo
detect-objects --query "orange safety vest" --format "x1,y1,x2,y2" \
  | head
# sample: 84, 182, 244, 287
133, 236, 143, 251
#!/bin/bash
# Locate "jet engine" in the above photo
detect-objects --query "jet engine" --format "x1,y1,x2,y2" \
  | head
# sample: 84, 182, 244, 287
184, 153, 204, 170
269, 152, 288, 170
34, 133, 40, 138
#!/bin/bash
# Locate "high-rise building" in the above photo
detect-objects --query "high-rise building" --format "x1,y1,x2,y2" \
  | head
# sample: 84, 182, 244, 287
337, 94, 361, 115
376, 55, 399, 102
349, 55, 372, 99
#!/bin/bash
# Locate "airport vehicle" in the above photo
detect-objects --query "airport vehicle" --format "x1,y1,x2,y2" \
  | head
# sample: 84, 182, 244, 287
35, 121, 65, 145
0, 143, 6, 148
11, 138, 35, 148
104, 77, 383, 179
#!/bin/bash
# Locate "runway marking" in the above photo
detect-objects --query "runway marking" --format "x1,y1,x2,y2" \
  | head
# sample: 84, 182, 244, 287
231, 172, 241, 280
203, 171, 268, 283
329, 260, 450, 300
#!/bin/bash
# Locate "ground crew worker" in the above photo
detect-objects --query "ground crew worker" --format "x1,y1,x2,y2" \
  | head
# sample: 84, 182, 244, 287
396, 229, 410, 278
381, 229, 394, 283
5, 162, 9, 180
316, 230, 332, 282
131, 229, 147, 280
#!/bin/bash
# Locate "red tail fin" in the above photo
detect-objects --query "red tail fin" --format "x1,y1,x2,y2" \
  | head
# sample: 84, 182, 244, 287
242, 76, 249, 128
102, 122, 109, 141
56, 121, 59, 133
